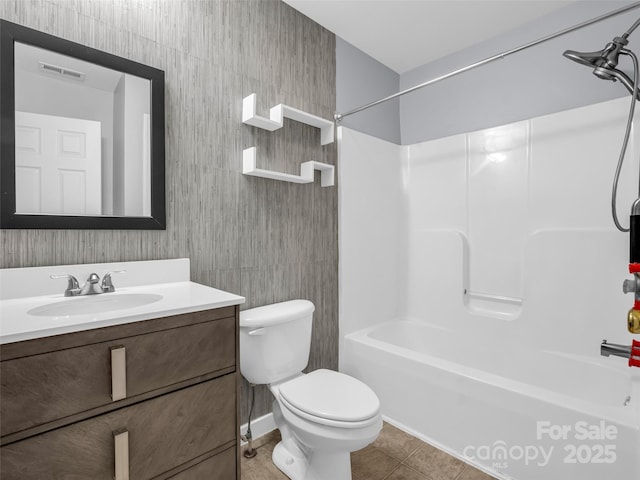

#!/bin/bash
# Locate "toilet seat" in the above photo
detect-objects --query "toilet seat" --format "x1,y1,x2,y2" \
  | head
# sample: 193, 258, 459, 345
278, 369, 380, 429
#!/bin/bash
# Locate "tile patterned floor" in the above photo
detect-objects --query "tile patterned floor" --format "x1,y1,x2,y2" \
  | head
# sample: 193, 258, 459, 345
241, 422, 497, 480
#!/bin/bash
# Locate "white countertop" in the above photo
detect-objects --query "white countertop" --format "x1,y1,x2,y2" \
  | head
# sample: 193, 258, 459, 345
0, 259, 245, 344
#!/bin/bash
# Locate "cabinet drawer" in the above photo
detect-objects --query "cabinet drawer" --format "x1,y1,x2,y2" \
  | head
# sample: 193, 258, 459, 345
0, 374, 236, 479
167, 446, 236, 479
1, 316, 235, 437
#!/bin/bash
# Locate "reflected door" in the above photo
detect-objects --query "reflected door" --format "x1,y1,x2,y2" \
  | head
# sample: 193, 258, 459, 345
15, 111, 102, 215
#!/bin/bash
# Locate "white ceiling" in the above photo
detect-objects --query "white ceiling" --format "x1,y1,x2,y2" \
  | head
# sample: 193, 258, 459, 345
283, 0, 579, 74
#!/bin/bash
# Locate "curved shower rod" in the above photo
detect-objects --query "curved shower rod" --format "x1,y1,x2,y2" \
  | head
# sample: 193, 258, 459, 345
333, 2, 640, 123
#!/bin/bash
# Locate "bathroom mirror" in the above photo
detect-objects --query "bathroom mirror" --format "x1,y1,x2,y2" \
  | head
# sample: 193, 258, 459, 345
0, 20, 166, 229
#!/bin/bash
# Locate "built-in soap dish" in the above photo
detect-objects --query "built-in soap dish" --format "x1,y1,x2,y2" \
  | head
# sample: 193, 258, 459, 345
464, 291, 522, 320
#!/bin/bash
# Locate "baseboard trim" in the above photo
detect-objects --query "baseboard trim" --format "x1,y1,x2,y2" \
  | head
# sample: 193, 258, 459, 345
240, 412, 276, 445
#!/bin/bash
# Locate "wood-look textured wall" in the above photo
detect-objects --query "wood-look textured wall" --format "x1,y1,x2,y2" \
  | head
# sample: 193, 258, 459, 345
0, 0, 337, 423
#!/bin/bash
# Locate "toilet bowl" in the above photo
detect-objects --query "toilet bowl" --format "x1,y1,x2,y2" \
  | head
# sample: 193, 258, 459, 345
239, 300, 382, 480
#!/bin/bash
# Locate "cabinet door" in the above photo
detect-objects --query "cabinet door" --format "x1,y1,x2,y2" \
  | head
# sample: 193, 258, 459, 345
1, 316, 235, 437
0, 374, 236, 479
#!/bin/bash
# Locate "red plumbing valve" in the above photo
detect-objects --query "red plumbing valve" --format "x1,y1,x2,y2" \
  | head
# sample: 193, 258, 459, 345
630, 340, 640, 368
626, 264, 640, 334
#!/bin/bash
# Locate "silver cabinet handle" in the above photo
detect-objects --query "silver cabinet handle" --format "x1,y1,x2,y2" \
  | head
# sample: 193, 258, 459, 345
110, 346, 127, 401
114, 429, 129, 480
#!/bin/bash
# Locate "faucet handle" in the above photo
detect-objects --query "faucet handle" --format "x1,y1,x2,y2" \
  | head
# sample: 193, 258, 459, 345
101, 270, 126, 293
50, 274, 80, 297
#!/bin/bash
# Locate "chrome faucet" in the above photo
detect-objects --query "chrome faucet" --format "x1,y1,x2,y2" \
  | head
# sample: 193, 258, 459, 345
51, 271, 125, 297
601, 339, 640, 368
601, 340, 632, 359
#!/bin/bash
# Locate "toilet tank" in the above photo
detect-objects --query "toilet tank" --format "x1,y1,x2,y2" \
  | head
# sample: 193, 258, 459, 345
239, 299, 315, 385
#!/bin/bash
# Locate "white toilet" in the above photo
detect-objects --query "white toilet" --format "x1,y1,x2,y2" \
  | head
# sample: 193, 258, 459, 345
239, 299, 382, 480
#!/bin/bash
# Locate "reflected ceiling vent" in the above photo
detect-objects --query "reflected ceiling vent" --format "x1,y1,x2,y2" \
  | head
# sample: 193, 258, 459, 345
38, 61, 86, 81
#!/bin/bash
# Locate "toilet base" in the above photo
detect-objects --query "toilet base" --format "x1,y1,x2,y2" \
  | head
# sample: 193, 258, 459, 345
272, 440, 353, 480
272, 441, 307, 479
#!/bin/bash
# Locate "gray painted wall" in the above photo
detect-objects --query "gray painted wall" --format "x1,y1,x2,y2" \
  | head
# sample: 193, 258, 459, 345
336, 36, 401, 144
0, 0, 337, 424
401, 1, 639, 144
335, 1, 640, 145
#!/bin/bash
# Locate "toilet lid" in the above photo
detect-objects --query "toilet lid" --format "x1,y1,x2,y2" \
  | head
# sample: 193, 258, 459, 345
278, 369, 380, 423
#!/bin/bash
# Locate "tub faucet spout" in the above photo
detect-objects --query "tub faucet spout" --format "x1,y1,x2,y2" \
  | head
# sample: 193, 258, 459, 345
601, 339, 640, 367
601, 340, 631, 358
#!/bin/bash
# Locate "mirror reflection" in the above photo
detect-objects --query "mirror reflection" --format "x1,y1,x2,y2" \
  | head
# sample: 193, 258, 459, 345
14, 42, 152, 217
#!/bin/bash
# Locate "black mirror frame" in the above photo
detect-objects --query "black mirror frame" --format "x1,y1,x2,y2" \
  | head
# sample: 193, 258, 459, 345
0, 20, 166, 229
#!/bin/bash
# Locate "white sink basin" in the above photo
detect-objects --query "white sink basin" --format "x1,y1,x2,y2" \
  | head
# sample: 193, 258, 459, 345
1, 259, 245, 344
27, 293, 163, 317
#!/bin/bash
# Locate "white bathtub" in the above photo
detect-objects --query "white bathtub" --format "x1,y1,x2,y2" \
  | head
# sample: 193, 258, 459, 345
342, 320, 640, 480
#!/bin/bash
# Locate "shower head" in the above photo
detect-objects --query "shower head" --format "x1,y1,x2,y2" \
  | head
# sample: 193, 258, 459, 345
564, 34, 627, 65
563, 33, 640, 99
563, 47, 615, 69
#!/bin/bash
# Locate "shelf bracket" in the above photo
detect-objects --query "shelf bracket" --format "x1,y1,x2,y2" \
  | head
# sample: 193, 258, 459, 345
243, 147, 334, 187
242, 93, 334, 145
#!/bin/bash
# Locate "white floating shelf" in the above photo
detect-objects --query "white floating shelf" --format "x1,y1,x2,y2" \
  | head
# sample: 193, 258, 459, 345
243, 147, 335, 187
242, 93, 335, 145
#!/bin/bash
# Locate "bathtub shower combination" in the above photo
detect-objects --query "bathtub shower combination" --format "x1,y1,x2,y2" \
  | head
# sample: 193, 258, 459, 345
338, 8, 640, 480
339, 78, 640, 480
339, 106, 640, 479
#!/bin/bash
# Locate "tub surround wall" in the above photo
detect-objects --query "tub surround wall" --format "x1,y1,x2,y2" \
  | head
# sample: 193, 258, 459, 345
402, 96, 640, 346
342, 96, 640, 358
0, 0, 337, 424
337, 127, 403, 345
339, 97, 640, 477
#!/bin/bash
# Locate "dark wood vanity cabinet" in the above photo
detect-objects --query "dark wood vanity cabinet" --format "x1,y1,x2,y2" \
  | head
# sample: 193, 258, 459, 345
0, 305, 240, 479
